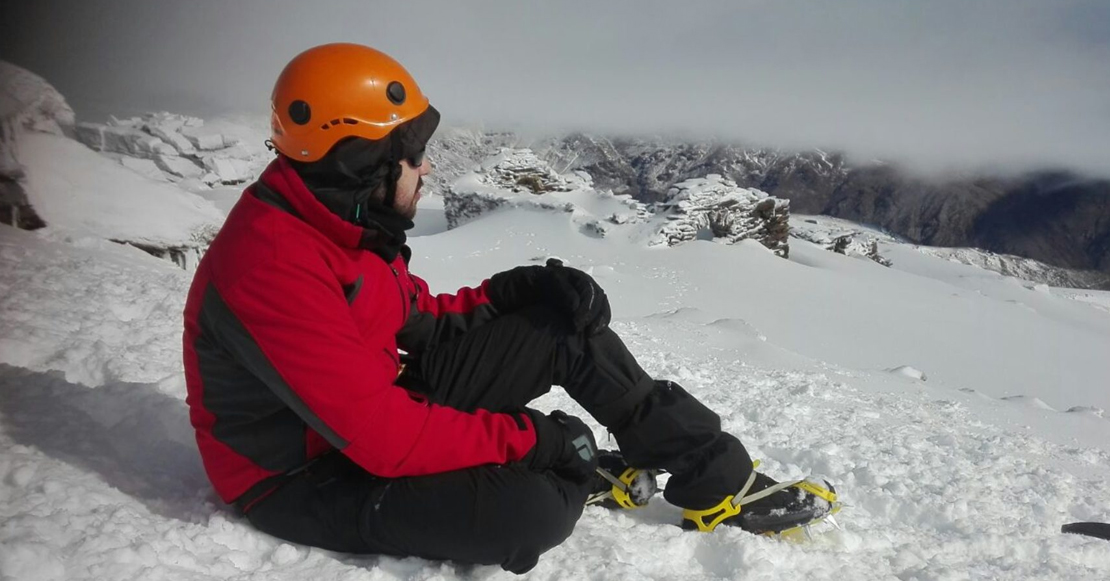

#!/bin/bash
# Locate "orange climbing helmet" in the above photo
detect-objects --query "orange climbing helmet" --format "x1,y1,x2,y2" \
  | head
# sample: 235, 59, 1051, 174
270, 43, 434, 162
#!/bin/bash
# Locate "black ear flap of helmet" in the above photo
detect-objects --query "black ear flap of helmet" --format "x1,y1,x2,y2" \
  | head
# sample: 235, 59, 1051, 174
291, 137, 391, 190
396, 105, 440, 161
383, 104, 440, 207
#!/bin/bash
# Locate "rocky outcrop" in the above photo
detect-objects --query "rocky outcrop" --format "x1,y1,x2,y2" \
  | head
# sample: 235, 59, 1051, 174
0, 60, 74, 229
790, 218, 895, 267
655, 175, 790, 257
424, 128, 521, 196
915, 246, 1110, 289
476, 149, 581, 195
74, 112, 261, 186
444, 149, 586, 230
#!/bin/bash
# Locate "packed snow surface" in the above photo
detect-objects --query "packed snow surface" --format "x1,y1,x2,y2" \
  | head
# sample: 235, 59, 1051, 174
3, 194, 1110, 579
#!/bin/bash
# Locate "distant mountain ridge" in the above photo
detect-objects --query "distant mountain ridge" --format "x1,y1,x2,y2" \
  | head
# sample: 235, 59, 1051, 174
512, 134, 1110, 283
425, 129, 1109, 287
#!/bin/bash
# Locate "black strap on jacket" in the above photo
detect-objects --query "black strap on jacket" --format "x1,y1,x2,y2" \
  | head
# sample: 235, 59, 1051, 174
252, 182, 301, 218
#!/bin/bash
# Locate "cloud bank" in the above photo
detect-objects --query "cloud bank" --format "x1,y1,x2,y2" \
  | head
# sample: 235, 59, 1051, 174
3, 0, 1109, 176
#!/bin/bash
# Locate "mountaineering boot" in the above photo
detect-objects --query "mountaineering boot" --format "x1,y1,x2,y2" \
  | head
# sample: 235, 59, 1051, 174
681, 467, 840, 535
586, 450, 659, 510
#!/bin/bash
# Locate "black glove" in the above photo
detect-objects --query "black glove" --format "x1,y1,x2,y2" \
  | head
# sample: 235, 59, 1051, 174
524, 409, 599, 482
487, 258, 612, 335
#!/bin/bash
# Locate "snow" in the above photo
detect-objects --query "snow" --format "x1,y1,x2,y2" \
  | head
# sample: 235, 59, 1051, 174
4, 187, 1110, 579
4, 64, 1109, 575
18, 132, 224, 249
0, 60, 75, 136
74, 112, 271, 189
4, 117, 1110, 579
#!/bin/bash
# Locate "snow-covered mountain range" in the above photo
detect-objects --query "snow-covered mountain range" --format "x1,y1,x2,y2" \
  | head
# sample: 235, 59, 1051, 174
4, 58, 1105, 288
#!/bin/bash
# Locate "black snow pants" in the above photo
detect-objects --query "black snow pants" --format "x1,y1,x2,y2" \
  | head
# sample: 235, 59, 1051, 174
241, 306, 751, 573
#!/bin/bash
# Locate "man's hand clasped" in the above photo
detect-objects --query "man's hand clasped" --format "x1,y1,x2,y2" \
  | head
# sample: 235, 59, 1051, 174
487, 258, 612, 335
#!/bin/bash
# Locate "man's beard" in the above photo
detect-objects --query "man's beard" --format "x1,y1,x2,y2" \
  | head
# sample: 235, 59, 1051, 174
395, 177, 423, 220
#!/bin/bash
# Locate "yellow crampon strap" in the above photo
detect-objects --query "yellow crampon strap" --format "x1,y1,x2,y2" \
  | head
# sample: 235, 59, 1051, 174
682, 495, 743, 532
682, 459, 839, 533
610, 467, 649, 509
682, 459, 760, 532
795, 480, 838, 504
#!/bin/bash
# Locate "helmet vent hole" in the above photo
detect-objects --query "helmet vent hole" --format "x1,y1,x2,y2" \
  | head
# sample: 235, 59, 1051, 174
342, 118, 358, 125
387, 81, 406, 105
288, 100, 311, 125
330, 119, 340, 126
320, 124, 330, 130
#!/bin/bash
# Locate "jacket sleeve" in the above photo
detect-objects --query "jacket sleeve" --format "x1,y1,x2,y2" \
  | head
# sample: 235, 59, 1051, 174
214, 257, 535, 478
395, 273, 501, 353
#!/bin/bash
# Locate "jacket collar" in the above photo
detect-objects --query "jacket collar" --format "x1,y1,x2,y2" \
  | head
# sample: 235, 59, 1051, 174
258, 156, 410, 263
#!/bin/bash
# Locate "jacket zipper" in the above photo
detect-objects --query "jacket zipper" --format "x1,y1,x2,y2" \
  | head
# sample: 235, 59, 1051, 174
389, 265, 409, 325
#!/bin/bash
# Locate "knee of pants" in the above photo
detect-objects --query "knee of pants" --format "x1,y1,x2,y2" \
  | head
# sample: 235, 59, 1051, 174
497, 472, 588, 565
514, 304, 577, 336
362, 468, 589, 573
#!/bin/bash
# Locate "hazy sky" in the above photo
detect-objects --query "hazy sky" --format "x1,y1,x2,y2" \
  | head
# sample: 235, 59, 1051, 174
3, 0, 1109, 176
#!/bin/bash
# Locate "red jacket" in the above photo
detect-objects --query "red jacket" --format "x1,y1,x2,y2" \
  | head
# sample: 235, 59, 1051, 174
183, 157, 537, 504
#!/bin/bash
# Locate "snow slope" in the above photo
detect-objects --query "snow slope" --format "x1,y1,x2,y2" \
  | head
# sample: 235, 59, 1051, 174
20, 132, 224, 251
3, 195, 1110, 579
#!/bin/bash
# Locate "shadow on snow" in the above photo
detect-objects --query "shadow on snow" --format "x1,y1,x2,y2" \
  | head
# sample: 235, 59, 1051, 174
0, 364, 221, 523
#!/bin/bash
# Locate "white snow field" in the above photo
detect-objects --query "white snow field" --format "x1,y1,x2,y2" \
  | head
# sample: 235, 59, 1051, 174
4, 193, 1110, 580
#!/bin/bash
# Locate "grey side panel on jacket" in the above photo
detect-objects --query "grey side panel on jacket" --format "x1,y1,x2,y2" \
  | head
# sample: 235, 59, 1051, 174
198, 283, 350, 464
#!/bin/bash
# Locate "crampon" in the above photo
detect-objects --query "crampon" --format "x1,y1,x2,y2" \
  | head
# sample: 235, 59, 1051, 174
586, 450, 659, 510
681, 460, 843, 540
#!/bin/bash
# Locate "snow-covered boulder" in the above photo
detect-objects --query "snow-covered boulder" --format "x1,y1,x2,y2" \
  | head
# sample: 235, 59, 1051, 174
478, 148, 579, 195
423, 127, 519, 196
74, 112, 266, 187
201, 156, 253, 185
0, 60, 75, 139
142, 112, 197, 155
445, 149, 591, 226
444, 148, 651, 234
1, 60, 75, 229
654, 175, 791, 257
887, 365, 927, 381
20, 132, 224, 270
441, 147, 639, 232
181, 127, 229, 151
791, 215, 895, 267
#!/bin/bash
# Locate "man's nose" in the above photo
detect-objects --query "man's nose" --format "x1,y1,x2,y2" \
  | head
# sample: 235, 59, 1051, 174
420, 156, 433, 175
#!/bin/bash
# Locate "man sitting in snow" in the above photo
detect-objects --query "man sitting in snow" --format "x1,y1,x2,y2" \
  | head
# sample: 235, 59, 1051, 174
182, 43, 836, 574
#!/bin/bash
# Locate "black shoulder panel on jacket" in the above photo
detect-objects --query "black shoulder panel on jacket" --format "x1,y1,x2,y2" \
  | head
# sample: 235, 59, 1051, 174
253, 182, 302, 218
